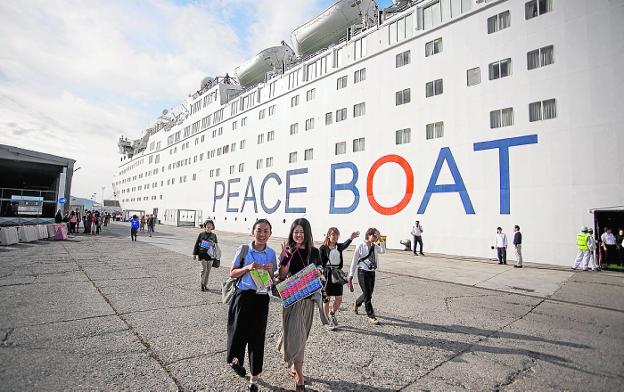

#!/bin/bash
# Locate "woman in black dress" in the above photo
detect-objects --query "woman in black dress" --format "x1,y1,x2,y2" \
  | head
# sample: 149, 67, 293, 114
319, 227, 359, 330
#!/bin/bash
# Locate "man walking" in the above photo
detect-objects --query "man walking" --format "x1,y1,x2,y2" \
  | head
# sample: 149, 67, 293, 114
495, 227, 507, 264
572, 226, 591, 270
410, 220, 424, 256
513, 225, 523, 268
583, 228, 599, 271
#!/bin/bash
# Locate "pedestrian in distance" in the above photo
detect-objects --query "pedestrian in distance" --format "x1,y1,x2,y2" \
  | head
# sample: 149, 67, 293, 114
90, 212, 98, 235
600, 227, 618, 266
226, 219, 277, 392
147, 215, 155, 237
129, 215, 140, 241
583, 228, 599, 271
192, 220, 220, 292
410, 220, 424, 255
617, 228, 624, 265
348, 227, 385, 325
54, 210, 63, 223
494, 227, 507, 264
513, 225, 523, 268
140, 215, 146, 232
277, 217, 321, 391
572, 226, 591, 270
95, 212, 102, 234
319, 227, 359, 330
69, 211, 77, 234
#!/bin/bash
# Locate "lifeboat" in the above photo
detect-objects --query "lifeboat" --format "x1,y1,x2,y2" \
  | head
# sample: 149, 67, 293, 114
291, 0, 378, 56
234, 43, 296, 87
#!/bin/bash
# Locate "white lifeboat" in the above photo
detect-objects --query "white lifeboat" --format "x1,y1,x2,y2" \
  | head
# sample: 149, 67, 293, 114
234, 43, 296, 87
291, 0, 378, 56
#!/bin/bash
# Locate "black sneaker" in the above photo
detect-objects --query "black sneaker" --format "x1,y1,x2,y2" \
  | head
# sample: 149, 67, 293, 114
330, 312, 338, 326
248, 383, 258, 392
229, 363, 246, 378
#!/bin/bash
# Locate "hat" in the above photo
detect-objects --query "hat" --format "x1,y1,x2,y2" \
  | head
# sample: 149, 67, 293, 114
581, 226, 588, 233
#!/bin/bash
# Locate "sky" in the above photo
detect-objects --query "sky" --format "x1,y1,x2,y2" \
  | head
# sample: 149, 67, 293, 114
0, 0, 392, 200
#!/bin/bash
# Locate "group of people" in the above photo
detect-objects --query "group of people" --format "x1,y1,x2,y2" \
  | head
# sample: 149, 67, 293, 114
573, 226, 624, 271
128, 214, 157, 241
190, 218, 384, 391
55, 209, 111, 234
493, 225, 523, 267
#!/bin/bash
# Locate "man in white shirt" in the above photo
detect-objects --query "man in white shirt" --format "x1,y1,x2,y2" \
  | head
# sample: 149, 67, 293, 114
495, 227, 507, 264
410, 220, 424, 256
601, 227, 617, 265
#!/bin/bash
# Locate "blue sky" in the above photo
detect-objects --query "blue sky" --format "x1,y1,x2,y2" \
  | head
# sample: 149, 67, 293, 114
0, 0, 394, 198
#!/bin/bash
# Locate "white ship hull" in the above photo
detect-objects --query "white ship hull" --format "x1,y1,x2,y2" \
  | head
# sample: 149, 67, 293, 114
114, 0, 624, 267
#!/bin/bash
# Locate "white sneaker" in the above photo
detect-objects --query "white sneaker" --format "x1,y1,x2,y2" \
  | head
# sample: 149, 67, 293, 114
325, 320, 336, 331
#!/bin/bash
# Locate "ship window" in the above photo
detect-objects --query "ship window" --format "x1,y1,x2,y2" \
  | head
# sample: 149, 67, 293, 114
425, 38, 443, 57
527, 45, 554, 70
487, 10, 510, 34
396, 128, 411, 145
525, 0, 552, 20
396, 50, 410, 68
289, 152, 298, 163
423, 2, 442, 29
489, 58, 512, 80
241, 118, 247, 127
288, 69, 300, 89
335, 142, 346, 155
490, 108, 514, 128
267, 131, 275, 141
200, 153, 203, 161
354, 68, 366, 84
304, 148, 313, 161
268, 105, 275, 116
232, 121, 238, 130
265, 157, 273, 168
269, 82, 276, 98
425, 79, 443, 97
426, 121, 444, 140
217, 147, 222, 156
291, 95, 299, 107
238, 163, 244, 172
529, 98, 556, 121
290, 123, 299, 135
257, 159, 264, 170
259, 109, 266, 120
353, 138, 365, 152
396, 89, 411, 105
305, 118, 315, 130
325, 112, 333, 125
353, 102, 366, 118
336, 108, 347, 122
467, 67, 481, 86
333, 47, 343, 68
231, 142, 236, 151
215, 168, 220, 177
389, 13, 413, 44
306, 88, 316, 101
240, 140, 246, 149
231, 101, 238, 116
337, 76, 348, 90
257, 134, 265, 144
155, 155, 160, 164
354, 37, 367, 60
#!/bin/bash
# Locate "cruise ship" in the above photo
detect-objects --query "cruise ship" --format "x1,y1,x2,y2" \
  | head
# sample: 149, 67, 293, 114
114, 0, 624, 267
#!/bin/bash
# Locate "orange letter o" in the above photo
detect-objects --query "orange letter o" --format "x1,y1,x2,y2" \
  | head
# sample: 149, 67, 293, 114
366, 154, 414, 215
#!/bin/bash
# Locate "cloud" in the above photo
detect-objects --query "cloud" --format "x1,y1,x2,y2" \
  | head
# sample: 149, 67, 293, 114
0, 0, 371, 198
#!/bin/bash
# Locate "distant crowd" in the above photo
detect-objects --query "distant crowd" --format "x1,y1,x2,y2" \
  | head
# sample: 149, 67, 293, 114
54, 209, 112, 234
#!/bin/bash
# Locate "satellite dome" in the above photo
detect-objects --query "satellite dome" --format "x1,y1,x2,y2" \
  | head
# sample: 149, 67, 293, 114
201, 76, 214, 89
162, 109, 168, 116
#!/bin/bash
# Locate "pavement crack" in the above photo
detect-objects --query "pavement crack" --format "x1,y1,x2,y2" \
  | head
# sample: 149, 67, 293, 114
165, 349, 227, 366
494, 358, 537, 390
1, 328, 15, 346
61, 242, 185, 392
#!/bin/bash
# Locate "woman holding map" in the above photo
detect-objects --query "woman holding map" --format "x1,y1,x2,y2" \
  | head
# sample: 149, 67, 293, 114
319, 227, 359, 330
226, 219, 277, 392
277, 218, 321, 391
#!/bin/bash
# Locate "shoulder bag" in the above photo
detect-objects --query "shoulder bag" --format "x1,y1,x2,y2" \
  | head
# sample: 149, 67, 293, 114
221, 245, 249, 305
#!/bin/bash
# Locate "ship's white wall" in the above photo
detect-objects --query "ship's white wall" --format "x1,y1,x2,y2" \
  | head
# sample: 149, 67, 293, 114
114, 0, 624, 266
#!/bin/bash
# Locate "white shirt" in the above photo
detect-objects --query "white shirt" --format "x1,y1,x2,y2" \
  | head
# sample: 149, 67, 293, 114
601, 233, 616, 245
495, 233, 507, 248
349, 242, 386, 277
411, 224, 423, 236
327, 248, 341, 267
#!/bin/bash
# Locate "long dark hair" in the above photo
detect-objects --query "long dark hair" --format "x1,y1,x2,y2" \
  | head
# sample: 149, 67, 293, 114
287, 218, 314, 262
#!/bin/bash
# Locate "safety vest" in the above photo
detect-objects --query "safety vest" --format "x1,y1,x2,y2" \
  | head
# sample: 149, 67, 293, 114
577, 233, 590, 250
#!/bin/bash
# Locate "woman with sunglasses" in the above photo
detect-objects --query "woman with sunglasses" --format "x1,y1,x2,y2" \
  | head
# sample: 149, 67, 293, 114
348, 227, 385, 325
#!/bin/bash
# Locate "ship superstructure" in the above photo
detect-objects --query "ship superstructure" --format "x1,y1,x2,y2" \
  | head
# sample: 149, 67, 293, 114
114, 0, 624, 266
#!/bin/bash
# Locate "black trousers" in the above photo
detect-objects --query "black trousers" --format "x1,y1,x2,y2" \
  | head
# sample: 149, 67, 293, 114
356, 269, 376, 317
413, 235, 423, 254
497, 247, 507, 263
227, 290, 270, 376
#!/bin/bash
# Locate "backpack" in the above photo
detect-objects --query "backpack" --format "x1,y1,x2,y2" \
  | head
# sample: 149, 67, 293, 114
131, 219, 140, 230
221, 245, 249, 305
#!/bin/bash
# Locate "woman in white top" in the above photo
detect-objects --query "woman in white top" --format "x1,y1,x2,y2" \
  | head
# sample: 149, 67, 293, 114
348, 227, 385, 325
319, 227, 359, 329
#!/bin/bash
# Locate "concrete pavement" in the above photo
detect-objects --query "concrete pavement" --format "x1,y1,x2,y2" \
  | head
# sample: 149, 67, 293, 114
1, 222, 623, 391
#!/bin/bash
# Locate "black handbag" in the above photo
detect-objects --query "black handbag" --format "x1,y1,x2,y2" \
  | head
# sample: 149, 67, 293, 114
212, 259, 220, 268
329, 268, 348, 285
